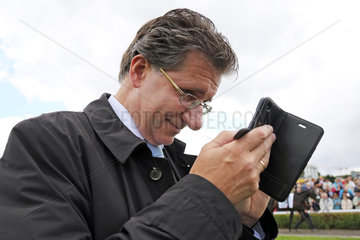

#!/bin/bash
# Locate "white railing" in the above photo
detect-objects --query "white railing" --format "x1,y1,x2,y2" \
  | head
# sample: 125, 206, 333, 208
274, 209, 360, 215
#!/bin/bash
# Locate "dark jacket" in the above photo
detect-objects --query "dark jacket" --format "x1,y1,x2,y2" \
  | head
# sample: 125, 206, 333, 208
293, 188, 316, 211
0, 93, 277, 240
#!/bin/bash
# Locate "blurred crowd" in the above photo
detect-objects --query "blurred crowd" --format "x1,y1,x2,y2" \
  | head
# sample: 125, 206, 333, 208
274, 176, 360, 231
282, 176, 360, 212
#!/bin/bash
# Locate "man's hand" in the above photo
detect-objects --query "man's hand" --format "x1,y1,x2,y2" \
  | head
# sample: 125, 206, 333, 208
190, 125, 275, 226
234, 190, 270, 227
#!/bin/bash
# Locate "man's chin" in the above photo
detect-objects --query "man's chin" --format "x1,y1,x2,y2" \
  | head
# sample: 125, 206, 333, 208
161, 135, 176, 146
154, 133, 178, 146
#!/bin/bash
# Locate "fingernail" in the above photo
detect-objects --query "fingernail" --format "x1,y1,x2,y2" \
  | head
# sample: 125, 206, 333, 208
267, 125, 273, 131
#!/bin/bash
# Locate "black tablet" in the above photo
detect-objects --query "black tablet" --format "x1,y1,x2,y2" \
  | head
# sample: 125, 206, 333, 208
234, 97, 324, 201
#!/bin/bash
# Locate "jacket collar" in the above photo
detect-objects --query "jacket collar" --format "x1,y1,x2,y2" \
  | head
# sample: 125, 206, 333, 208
84, 93, 146, 164
84, 93, 195, 166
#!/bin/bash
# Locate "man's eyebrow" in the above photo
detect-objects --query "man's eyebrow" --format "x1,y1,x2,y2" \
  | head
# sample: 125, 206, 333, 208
195, 89, 213, 102
205, 97, 213, 102
189, 88, 210, 100
179, 79, 215, 101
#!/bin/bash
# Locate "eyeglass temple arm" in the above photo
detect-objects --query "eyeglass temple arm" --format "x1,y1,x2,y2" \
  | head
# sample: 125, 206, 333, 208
160, 68, 185, 96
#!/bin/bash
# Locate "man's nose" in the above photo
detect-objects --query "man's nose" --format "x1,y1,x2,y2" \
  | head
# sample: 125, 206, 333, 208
181, 105, 203, 130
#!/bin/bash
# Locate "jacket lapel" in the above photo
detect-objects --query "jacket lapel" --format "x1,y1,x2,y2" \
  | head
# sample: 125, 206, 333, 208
84, 93, 147, 164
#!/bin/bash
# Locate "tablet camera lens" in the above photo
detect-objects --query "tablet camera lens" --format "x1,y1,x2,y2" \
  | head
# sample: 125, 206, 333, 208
266, 103, 272, 112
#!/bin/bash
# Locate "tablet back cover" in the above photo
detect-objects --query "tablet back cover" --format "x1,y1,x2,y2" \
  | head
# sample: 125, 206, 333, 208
249, 98, 324, 201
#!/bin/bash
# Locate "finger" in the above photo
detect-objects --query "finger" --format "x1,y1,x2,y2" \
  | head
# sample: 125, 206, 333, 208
233, 128, 251, 140
256, 139, 273, 170
202, 130, 237, 150
258, 159, 267, 171
251, 132, 276, 166
255, 189, 271, 205
241, 125, 274, 151
257, 150, 271, 172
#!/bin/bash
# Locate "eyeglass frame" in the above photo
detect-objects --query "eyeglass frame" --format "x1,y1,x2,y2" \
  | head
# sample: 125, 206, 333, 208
159, 68, 212, 115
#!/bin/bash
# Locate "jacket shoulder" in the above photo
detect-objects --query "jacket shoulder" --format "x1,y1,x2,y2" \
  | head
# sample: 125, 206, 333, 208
13, 111, 91, 138
4, 111, 93, 195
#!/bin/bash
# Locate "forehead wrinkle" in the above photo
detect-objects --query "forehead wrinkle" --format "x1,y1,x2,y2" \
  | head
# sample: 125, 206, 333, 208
193, 71, 220, 99
177, 71, 219, 101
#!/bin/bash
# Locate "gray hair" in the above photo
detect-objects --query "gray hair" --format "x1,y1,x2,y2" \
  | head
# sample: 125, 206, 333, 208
119, 8, 238, 82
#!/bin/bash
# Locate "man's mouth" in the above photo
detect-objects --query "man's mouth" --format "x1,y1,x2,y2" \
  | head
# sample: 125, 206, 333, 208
166, 119, 184, 131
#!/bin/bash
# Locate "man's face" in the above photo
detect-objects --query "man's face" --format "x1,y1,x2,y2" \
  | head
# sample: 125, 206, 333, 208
136, 51, 220, 145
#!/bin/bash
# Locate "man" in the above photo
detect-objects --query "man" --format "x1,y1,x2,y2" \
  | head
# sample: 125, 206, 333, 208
0, 9, 277, 239
339, 186, 355, 200
353, 190, 360, 209
333, 178, 343, 194
346, 176, 356, 192
314, 176, 324, 189
319, 192, 333, 212
290, 184, 316, 231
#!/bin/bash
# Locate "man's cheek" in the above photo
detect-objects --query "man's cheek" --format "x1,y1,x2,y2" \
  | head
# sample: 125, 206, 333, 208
151, 111, 163, 129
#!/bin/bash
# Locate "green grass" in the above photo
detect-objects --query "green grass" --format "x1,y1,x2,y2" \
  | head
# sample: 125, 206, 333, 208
277, 237, 360, 240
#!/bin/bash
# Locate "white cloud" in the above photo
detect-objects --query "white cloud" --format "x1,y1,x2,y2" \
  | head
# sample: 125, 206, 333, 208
0, 117, 24, 157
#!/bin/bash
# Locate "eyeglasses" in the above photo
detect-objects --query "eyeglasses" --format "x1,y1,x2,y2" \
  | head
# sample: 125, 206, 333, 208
160, 68, 212, 115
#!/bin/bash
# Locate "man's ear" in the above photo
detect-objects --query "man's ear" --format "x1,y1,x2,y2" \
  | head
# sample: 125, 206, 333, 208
129, 55, 151, 88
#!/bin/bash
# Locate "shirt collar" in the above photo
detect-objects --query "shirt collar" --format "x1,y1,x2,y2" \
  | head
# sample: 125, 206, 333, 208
108, 95, 164, 157
108, 95, 144, 139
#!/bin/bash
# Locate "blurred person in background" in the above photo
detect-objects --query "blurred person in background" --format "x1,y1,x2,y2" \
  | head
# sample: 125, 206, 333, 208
333, 178, 343, 195
314, 176, 324, 189
346, 176, 356, 192
339, 186, 354, 200
326, 184, 335, 198
310, 187, 321, 212
323, 178, 333, 191
354, 178, 360, 192
289, 184, 316, 232
341, 194, 353, 210
332, 192, 342, 210
353, 191, 360, 209
319, 192, 333, 212
301, 180, 311, 191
